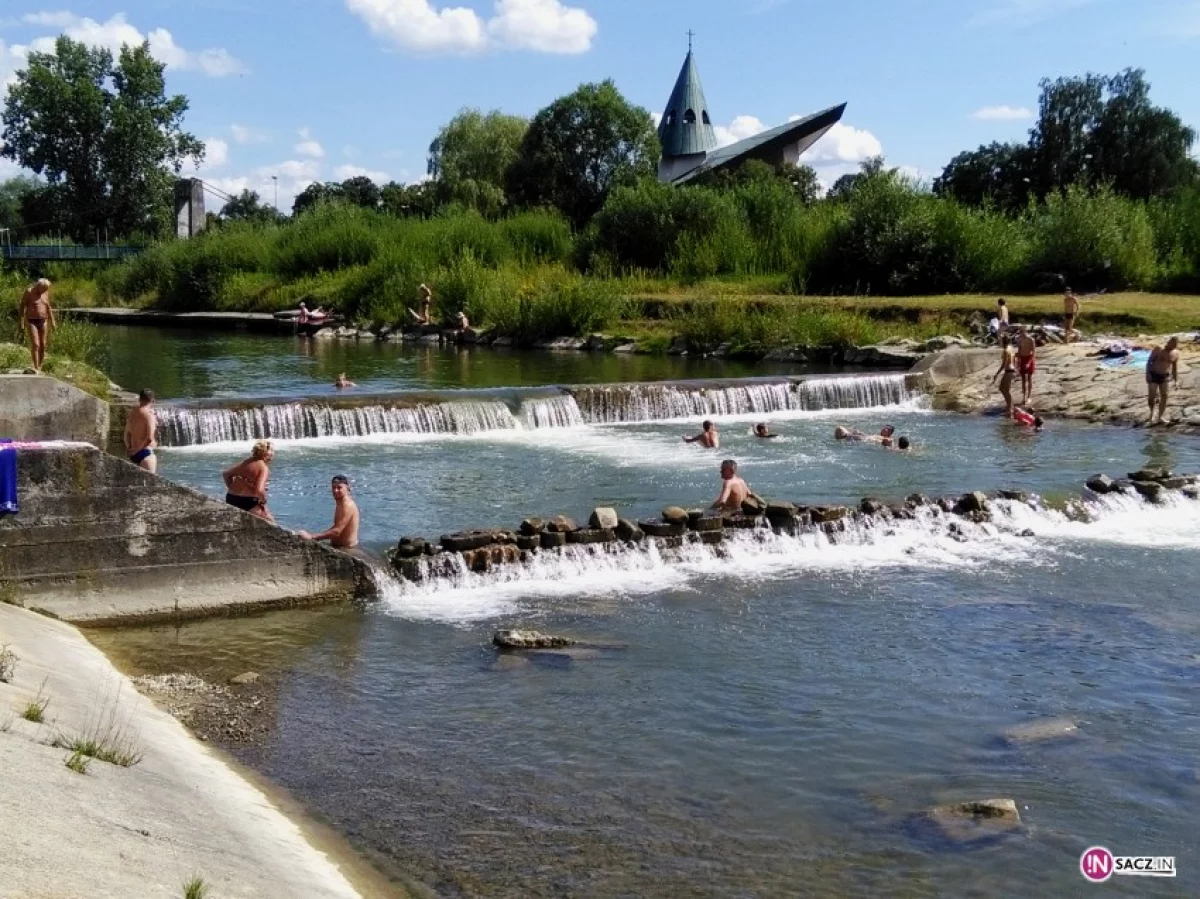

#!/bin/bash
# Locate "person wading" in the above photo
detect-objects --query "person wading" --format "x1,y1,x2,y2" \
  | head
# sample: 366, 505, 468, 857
1146, 337, 1181, 426
124, 389, 159, 473
299, 475, 360, 549
18, 278, 56, 372
1015, 326, 1037, 406
683, 420, 719, 448
223, 441, 275, 522
712, 460, 750, 512
991, 334, 1018, 418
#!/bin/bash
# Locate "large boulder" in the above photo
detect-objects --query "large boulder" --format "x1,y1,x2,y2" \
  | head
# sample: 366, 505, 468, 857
927, 799, 1021, 844
493, 630, 576, 650
616, 519, 644, 542
546, 515, 580, 534
589, 507, 619, 530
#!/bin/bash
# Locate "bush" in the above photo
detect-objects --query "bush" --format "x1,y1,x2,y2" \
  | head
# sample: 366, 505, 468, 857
272, 205, 379, 279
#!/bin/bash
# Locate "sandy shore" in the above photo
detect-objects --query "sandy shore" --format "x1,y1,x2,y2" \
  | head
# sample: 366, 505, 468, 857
0, 604, 390, 898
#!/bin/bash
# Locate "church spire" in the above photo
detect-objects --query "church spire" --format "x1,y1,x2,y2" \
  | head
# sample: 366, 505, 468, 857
658, 38, 718, 159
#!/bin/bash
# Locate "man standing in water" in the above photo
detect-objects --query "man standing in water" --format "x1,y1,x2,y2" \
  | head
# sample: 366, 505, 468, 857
1063, 288, 1081, 343
1015, 326, 1037, 406
1146, 336, 1181, 426
712, 460, 749, 512
300, 475, 360, 549
18, 278, 55, 372
124, 389, 158, 473
683, 420, 719, 448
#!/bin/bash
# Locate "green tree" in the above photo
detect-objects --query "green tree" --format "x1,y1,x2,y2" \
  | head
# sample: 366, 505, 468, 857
933, 142, 1034, 211
1, 36, 203, 239
339, 175, 382, 210
220, 189, 281, 224
826, 156, 892, 200
428, 109, 528, 216
506, 81, 659, 227
0, 176, 39, 231
292, 181, 344, 216
379, 180, 438, 218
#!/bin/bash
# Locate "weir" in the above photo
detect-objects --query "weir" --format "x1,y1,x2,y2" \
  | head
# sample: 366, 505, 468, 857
154, 373, 922, 447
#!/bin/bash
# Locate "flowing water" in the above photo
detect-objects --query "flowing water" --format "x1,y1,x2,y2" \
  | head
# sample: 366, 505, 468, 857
90, 338, 1200, 897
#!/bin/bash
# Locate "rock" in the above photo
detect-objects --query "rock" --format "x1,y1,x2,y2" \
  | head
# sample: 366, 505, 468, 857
589, 507, 619, 530
740, 495, 767, 515
906, 494, 929, 507
640, 520, 685, 538
687, 514, 724, 533
540, 531, 568, 549
1003, 717, 1079, 745
1133, 481, 1164, 503
440, 530, 500, 553
860, 498, 885, 516
459, 327, 484, 344
491, 336, 515, 348
927, 799, 1021, 844
763, 347, 810, 363
616, 519, 644, 542
515, 535, 540, 551
661, 506, 689, 525
394, 537, 426, 559
519, 517, 545, 536
585, 334, 606, 352
312, 328, 337, 341
546, 515, 579, 534
722, 513, 762, 530
765, 501, 799, 522
996, 489, 1029, 503
954, 492, 989, 515
697, 531, 725, 546
1128, 468, 1168, 483
1086, 474, 1115, 494
1185, 487, 1200, 501
922, 335, 972, 352
1110, 479, 1133, 494
667, 336, 689, 356
229, 672, 259, 685
493, 630, 575, 650
1018, 529, 1035, 538
537, 337, 586, 351
567, 528, 616, 545
356, 330, 375, 341
1159, 476, 1191, 490
612, 342, 638, 354
811, 506, 849, 524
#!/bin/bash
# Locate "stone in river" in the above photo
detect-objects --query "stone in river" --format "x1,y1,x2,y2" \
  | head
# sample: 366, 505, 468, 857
546, 515, 580, 533
229, 672, 260, 685
394, 537, 426, 559
641, 520, 685, 538
927, 799, 1022, 845
765, 501, 799, 522
906, 494, 930, 507
954, 492, 989, 515
616, 519, 644, 542
1133, 481, 1165, 503
1159, 476, 1192, 490
567, 528, 615, 545
589, 507, 619, 530
687, 514, 724, 533
540, 531, 568, 549
519, 517, 545, 536
1128, 468, 1169, 483
440, 530, 498, 553
811, 506, 849, 524
996, 489, 1029, 502
859, 498, 885, 516
515, 535, 540, 551
1086, 474, 1115, 494
493, 630, 576, 650
661, 506, 689, 525
741, 495, 767, 515
1003, 717, 1079, 745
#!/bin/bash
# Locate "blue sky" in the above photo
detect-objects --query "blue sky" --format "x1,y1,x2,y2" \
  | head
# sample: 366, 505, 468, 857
2, 0, 1199, 211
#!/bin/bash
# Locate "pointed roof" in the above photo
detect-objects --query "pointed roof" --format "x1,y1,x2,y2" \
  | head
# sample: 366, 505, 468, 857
658, 51, 718, 158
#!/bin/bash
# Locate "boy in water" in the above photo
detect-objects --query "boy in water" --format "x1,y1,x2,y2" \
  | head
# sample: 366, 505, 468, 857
683, 420, 720, 448
299, 475, 360, 549
754, 423, 778, 439
19, 278, 56, 372
711, 460, 750, 512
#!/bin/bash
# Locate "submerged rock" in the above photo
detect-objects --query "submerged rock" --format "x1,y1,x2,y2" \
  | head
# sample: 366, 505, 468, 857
1003, 717, 1079, 745
229, 672, 260, 685
927, 799, 1021, 845
493, 630, 576, 650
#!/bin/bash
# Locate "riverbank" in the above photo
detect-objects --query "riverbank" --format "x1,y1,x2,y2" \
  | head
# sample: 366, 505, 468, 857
0, 603, 396, 898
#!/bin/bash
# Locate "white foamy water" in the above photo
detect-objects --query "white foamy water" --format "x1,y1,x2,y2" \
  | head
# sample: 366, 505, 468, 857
377, 493, 1200, 624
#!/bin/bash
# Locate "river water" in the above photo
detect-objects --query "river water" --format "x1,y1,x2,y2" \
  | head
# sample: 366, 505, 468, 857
93, 330, 1200, 897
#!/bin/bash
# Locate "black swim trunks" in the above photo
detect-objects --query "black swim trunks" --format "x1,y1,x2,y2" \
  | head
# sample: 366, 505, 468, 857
129, 448, 153, 464
1148, 371, 1170, 385
225, 493, 261, 512
26, 317, 46, 328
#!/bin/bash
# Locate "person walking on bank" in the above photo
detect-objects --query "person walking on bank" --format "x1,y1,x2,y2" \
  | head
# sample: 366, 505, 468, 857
124, 389, 158, 473
1147, 337, 1181, 426
992, 334, 1018, 418
19, 278, 56, 372
223, 441, 275, 523
1063, 287, 1081, 343
1015, 326, 1037, 407
996, 298, 1010, 334
299, 475, 360, 549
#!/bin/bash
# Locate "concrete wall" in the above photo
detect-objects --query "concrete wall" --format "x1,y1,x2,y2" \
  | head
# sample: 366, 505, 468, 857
0, 446, 371, 625
0, 375, 110, 447
909, 348, 996, 389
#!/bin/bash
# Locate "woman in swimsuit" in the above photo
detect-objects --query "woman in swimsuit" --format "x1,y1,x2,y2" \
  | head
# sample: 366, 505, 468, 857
991, 334, 1017, 418
222, 441, 275, 522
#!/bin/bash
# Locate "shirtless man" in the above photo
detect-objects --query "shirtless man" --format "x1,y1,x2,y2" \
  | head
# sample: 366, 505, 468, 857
877, 424, 896, 448
299, 475, 360, 549
711, 460, 749, 512
834, 425, 865, 442
996, 298, 1010, 334
222, 441, 275, 522
1063, 288, 1081, 343
1015, 326, 1037, 406
334, 373, 357, 389
1146, 337, 1181, 426
683, 420, 719, 448
123, 389, 158, 473
19, 278, 56, 372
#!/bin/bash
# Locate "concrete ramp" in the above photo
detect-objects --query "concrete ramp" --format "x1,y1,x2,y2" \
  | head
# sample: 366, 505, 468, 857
0, 374, 109, 447
0, 446, 370, 625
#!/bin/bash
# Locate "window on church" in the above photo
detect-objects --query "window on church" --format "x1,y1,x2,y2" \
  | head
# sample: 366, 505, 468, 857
664, 111, 676, 127
684, 109, 697, 125
702, 111, 711, 125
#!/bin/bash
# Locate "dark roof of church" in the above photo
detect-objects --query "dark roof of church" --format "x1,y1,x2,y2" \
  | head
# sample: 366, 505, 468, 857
658, 51, 718, 158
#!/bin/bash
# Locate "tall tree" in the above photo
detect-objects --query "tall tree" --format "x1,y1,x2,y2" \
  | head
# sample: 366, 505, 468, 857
2, 36, 203, 239
220, 189, 281, 224
292, 181, 345, 216
428, 109, 527, 216
338, 175, 382, 209
0, 176, 39, 231
379, 180, 438, 218
933, 142, 1034, 211
506, 81, 659, 227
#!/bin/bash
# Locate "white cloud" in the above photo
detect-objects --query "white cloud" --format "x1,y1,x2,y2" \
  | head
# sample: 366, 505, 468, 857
1, 37, 21, 86
12, 13, 245, 77
971, 105, 1033, 121
203, 138, 229, 168
231, 124, 271, 145
713, 115, 768, 148
801, 122, 884, 166
294, 127, 326, 159
334, 164, 389, 182
968, 0, 1096, 29
206, 158, 322, 213
345, 0, 597, 55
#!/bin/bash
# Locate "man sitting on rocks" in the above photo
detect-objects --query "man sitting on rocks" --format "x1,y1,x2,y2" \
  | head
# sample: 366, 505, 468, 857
712, 460, 749, 512
683, 420, 719, 448
299, 475, 360, 549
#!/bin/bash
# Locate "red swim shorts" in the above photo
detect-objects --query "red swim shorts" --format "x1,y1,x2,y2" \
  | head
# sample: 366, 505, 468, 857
1019, 355, 1036, 375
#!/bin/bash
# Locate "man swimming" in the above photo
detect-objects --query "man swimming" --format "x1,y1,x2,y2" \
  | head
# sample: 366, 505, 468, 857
834, 425, 865, 441
896, 436, 911, 451
334, 373, 357, 389
878, 424, 896, 448
222, 441, 275, 522
754, 423, 778, 439
711, 460, 750, 512
1146, 337, 1181, 426
19, 278, 55, 372
683, 420, 719, 448
299, 475, 360, 549
124, 389, 158, 473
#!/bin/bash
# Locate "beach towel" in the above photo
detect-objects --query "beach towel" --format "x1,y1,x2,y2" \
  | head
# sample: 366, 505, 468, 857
0, 439, 16, 515
1099, 349, 1150, 372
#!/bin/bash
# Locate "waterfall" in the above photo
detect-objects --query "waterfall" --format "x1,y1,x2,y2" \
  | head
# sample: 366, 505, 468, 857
157, 400, 519, 447
518, 395, 586, 429
569, 375, 917, 424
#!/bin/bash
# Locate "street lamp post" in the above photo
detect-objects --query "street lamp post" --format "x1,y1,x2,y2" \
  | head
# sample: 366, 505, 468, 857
272, 175, 279, 210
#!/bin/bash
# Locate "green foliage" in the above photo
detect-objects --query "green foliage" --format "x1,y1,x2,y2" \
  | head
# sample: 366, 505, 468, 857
220, 190, 283, 225
0, 176, 39, 230
21, 688, 49, 723
506, 80, 660, 226
182, 876, 210, 899
64, 750, 91, 775
428, 109, 528, 216
670, 299, 881, 352
1, 37, 203, 239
